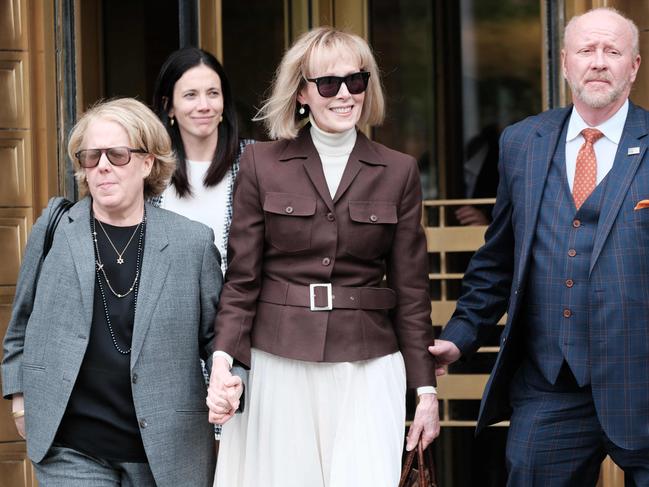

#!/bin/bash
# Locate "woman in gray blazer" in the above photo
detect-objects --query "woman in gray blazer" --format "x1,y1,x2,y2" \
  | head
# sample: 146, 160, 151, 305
1, 98, 222, 486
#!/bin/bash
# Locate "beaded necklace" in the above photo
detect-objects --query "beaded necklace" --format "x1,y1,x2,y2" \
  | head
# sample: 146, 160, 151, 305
90, 210, 146, 355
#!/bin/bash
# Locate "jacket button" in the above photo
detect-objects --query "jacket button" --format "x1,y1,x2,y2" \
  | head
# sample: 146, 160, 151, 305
132, 373, 138, 384
572, 219, 581, 228
568, 249, 577, 257
326, 212, 335, 221
369, 214, 378, 222
322, 257, 331, 266
139, 419, 148, 429
563, 309, 572, 318
565, 279, 574, 288
285, 206, 294, 214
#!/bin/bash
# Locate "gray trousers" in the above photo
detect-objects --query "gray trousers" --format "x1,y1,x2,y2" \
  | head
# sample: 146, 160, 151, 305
34, 445, 156, 487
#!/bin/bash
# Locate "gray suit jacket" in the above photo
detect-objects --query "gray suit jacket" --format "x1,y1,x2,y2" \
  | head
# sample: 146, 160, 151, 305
2, 197, 222, 486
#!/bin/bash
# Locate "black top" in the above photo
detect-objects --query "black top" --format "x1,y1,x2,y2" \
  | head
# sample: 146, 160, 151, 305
56, 218, 147, 462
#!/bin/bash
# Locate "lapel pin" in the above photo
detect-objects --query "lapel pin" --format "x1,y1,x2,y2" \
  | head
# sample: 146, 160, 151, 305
628, 147, 641, 155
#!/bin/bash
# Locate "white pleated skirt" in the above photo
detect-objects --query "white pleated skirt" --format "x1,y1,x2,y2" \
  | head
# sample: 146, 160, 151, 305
214, 348, 407, 487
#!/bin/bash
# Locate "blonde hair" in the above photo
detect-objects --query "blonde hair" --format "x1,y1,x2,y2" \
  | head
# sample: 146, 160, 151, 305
255, 26, 385, 140
564, 7, 639, 57
67, 98, 176, 199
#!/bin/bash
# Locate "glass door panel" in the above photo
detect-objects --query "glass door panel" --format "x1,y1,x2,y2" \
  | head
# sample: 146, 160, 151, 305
368, 1, 542, 486
222, 0, 286, 140
369, 1, 437, 198
458, 0, 542, 202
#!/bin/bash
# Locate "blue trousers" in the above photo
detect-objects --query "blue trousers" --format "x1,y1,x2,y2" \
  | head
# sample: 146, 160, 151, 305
34, 444, 156, 487
506, 361, 649, 487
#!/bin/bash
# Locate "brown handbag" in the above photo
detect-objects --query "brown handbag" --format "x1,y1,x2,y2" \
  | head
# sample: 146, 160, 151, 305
398, 440, 438, 487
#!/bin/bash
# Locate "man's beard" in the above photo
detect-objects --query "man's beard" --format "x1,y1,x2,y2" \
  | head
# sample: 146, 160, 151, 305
569, 75, 629, 109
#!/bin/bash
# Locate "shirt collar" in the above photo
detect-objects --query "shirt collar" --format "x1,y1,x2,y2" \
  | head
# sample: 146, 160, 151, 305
566, 99, 629, 144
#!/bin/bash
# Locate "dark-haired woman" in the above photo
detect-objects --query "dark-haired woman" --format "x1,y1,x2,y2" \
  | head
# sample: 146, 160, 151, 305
152, 47, 253, 279
152, 50, 252, 444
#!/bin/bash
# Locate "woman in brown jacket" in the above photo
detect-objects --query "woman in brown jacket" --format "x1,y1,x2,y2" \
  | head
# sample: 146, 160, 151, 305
207, 27, 439, 487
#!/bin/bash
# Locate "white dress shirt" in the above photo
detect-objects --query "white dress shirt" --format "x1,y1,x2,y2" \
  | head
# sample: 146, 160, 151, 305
565, 99, 629, 190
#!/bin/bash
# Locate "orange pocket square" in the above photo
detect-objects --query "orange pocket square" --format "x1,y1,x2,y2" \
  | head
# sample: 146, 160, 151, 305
634, 199, 649, 210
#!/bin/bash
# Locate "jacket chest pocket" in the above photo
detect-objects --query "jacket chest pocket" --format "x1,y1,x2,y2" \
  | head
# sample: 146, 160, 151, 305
623, 174, 649, 227
263, 193, 316, 252
346, 201, 398, 259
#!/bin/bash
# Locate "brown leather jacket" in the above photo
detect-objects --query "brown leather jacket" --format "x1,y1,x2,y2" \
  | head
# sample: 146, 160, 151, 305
214, 127, 435, 388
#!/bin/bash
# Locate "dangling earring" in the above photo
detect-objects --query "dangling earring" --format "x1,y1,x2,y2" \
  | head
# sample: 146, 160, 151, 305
170, 117, 175, 126
298, 105, 307, 116
219, 115, 224, 123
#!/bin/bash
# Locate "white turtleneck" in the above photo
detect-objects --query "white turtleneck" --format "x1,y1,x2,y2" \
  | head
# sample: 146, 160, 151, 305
309, 116, 357, 198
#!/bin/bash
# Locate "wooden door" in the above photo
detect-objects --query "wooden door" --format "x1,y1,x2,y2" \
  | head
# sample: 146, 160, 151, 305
0, 0, 59, 484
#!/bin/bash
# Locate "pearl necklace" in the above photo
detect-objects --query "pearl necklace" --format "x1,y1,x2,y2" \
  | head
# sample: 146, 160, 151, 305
90, 211, 146, 355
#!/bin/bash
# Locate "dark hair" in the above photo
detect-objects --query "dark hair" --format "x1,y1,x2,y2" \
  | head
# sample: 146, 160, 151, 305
152, 47, 239, 198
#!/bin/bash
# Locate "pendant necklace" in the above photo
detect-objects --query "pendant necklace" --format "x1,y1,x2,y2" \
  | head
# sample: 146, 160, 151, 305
95, 218, 141, 264
91, 215, 145, 298
90, 210, 146, 354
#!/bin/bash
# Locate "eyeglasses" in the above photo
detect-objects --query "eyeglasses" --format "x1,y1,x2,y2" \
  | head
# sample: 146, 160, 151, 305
305, 71, 370, 98
75, 147, 148, 168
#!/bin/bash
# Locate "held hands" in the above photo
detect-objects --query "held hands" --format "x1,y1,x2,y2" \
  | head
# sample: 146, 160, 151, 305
12, 393, 25, 439
406, 393, 439, 451
206, 357, 243, 425
428, 339, 462, 377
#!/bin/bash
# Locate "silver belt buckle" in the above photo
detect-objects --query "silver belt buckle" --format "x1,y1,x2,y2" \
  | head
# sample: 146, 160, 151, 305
309, 283, 333, 311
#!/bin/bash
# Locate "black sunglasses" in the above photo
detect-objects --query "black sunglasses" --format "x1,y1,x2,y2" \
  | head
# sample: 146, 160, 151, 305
75, 147, 148, 168
306, 71, 371, 98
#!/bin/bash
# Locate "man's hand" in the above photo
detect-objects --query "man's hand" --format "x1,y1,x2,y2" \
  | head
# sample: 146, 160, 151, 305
428, 339, 462, 376
405, 393, 439, 451
206, 357, 243, 425
455, 205, 490, 226
12, 393, 25, 439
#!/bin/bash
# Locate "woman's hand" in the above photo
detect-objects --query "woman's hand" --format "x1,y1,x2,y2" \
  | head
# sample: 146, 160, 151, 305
12, 394, 25, 439
206, 358, 243, 425
405, 393, 439, 451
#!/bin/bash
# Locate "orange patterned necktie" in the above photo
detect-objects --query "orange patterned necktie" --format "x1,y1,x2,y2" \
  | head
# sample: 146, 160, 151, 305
573, 128, 604, 210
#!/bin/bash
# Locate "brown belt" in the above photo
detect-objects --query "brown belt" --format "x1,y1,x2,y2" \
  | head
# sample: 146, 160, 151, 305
259, 279, 397, 311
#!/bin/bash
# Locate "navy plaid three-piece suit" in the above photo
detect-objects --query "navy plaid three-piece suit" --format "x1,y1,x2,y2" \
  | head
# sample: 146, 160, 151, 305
441, 101, 649, 486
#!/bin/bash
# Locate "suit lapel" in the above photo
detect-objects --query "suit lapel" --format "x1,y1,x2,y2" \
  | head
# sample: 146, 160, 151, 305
590, 103, 649, 274
280, 127, 335, 211
333, 132, 381, 203
63, 198, 96, 330
303, 156, 335, 212
280, 126, 386, 207
516, 108, 571, 286
332, 157, 361, 203
130, 203, 170, 367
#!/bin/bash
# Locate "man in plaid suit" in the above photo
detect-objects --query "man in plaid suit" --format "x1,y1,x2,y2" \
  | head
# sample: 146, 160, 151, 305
430, 7, 649, 486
